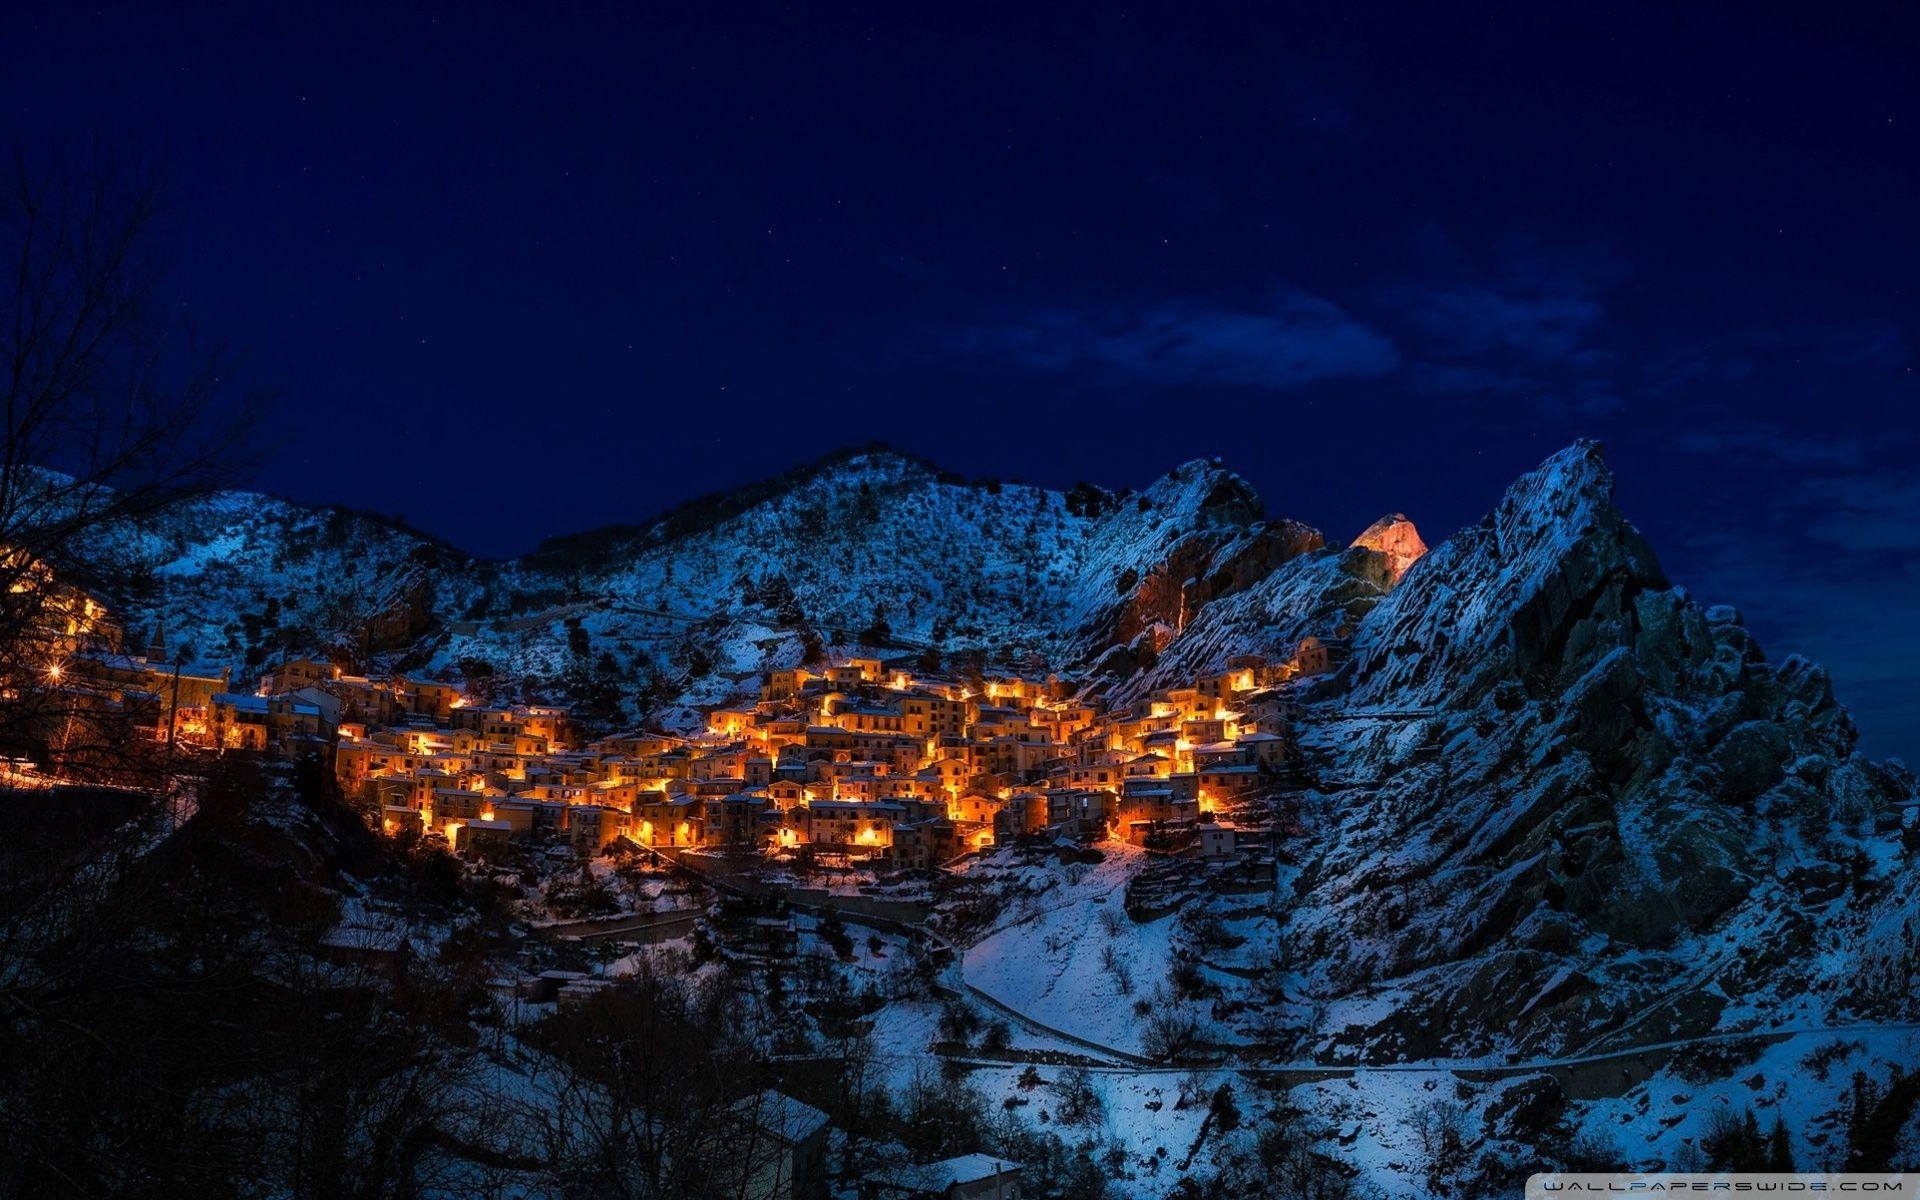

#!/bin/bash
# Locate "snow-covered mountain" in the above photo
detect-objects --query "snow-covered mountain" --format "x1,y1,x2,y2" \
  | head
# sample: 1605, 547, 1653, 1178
110, 448, 1329, 721
1274, 440, 1917, 1062
106, 442, 1919, 1053
70, 439, 1920, 1180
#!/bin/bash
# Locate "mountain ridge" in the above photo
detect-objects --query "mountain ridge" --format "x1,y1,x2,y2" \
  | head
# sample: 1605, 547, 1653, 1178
100, 449, 1347, 718
39, 437, 1920, 1159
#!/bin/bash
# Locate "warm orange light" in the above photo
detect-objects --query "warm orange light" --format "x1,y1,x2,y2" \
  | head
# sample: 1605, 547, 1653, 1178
45, 664, 61, 682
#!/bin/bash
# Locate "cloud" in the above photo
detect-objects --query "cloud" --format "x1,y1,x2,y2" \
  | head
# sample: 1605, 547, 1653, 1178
1385, 242, 1625, 362
1404, 362, 1539, 398
1533, 378, 1625, 420
1766, 323, 1909, 369
1396, 282, 1605, 363
1674, 420, 1913, 471
1406, 363, 1623, 418
1643, 349, 1755, 398
1798, 471, 1920, 554
948, 289, 1400, 391
1675, 418, 1920, 552
1647, 323, 1910, 399
1381, 239, 1629, 420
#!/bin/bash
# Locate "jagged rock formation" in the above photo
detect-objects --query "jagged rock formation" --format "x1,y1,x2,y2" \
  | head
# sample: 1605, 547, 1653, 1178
1276, 440, 1917, 1060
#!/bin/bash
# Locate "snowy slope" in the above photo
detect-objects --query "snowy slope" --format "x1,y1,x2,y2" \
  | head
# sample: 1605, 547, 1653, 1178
1171, 441, 1919, 1064
81, 489, 478, 674
102, 449, 1326, 723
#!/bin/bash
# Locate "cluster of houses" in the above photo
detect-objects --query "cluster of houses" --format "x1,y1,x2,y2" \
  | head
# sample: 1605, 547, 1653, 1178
1, 567, 248, 776
317, 641, 1338, 870
10, 563, 1342, 872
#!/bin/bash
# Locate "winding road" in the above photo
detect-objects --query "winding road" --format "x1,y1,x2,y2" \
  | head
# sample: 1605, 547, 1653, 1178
614, 840, 1920, 1093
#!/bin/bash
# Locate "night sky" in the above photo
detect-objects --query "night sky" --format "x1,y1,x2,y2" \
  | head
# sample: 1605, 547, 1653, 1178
5, 4, 1917, 758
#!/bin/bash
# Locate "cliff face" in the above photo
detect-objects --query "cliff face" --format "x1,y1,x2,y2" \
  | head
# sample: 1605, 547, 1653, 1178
1350, 513, 1428, 586
1273, 441, 1917, 1060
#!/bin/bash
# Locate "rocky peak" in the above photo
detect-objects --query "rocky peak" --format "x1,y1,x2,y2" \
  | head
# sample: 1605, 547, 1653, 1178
1349, 513, 1428, 586
1136, 459, 1265, 528
1343, 439, 1669, 708
1276, 439, 1919, 1064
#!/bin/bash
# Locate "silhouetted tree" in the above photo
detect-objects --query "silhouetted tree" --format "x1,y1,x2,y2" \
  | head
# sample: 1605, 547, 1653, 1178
1767, 1115, 1794, 1171
0, 151, 260, 776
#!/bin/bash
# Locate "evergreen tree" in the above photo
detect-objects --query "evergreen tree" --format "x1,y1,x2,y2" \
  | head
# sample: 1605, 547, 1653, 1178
1208, 1083, 1242, 1134
1766, 1115, 1794, 1171
762, 574, 806, 626
1846, 1070, 1881, 1164
860, 604, 892, 646
1734, 1109, 1765, 1170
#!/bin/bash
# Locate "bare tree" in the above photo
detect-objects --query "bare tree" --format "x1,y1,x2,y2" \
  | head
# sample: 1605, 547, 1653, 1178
0, 755, 513, 1199
0, 149, 260, 778
1413, 1097, 1473, 1190
0, 153, 263, 1196
525, 965, 778, 1199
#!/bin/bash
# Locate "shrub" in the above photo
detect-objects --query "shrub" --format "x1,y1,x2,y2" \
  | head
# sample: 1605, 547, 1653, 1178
1413, 1098, 1473, 1188
1052, 1067, 1103, 1127
1702, 1105, 1766, 1170
1143, 1003, 1202, 1061
1564, 1126, 1623, 1170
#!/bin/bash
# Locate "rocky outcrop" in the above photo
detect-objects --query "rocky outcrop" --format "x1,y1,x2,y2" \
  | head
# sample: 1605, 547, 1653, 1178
1349, 513, 1428, 586
1271, 439, 1919, 1060
1105, 518, 1324, 654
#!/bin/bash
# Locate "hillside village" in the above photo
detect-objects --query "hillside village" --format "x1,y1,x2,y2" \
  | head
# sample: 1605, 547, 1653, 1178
61, 644, 1339, 876
338, 642, 1338, 867
11, 548, 1349, 876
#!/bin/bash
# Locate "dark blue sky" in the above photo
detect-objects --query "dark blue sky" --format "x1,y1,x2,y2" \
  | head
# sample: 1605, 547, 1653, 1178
6, 3, 1917, 758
